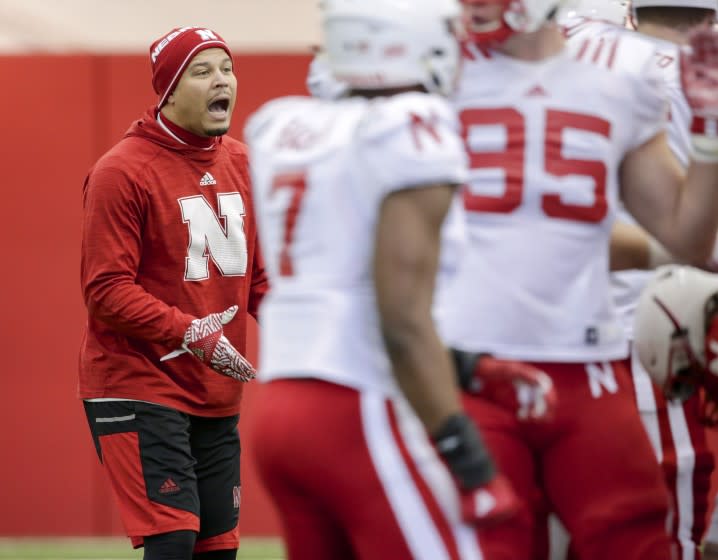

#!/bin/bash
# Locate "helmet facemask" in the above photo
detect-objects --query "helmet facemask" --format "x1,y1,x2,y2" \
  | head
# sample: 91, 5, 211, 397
699, 292, 718, 425
652, 295, 703, 403
423, 17, 466, 95
652, 288, 718, 426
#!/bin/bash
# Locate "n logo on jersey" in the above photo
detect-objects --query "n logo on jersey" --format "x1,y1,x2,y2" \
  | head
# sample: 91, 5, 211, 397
179, 193, 248, 281
409, 111, 442, 151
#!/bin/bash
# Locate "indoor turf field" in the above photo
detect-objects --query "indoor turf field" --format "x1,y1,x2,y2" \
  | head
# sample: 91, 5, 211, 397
0, 538, 285, 560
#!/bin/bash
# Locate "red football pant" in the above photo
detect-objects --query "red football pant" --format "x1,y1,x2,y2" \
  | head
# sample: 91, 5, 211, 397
249, 379, 485, 560
631, 351, 714, 559
463, 360, 673, 560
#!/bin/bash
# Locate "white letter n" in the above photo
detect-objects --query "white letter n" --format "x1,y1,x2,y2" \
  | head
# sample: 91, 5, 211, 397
196, 29, 218, 41
179, 193, 248, 281
586, 362, 618, 399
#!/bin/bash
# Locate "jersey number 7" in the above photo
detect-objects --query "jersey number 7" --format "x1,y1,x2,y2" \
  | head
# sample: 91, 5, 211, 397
271, 171, 308, 277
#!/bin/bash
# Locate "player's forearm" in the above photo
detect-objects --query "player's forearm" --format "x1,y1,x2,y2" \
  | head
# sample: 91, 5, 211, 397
381, 319, 462, 434
84, 277, 194, 346
623, 137, 718, 265
373, 184, 459, 433
644, 160, 718, 264
670, 161, 718, 263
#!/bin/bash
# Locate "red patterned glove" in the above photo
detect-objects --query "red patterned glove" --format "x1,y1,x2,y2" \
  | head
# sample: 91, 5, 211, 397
453, 351, 557, 421
162, 306, 255, 382
681, 29, 718, 161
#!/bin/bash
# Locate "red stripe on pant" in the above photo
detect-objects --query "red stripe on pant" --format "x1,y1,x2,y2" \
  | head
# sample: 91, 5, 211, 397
386, 400, 464, 560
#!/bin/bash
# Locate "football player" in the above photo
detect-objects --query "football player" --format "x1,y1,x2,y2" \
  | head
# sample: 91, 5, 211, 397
635, 264, 718, 559
434, 0, 718, 558
245, 1, 515, 558
562, 1, 718, 558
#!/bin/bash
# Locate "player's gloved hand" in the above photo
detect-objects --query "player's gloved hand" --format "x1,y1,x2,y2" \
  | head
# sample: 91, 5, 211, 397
432, 413, 519, 527
452, 351, 557, 421
161, 305, 255, 382
681, 29, 718, 161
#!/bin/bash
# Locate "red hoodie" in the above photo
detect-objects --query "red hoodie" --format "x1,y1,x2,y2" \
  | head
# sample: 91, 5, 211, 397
79, 108, 267, 416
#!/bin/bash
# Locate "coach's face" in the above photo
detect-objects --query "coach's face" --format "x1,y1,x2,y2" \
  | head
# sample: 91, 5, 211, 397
164, 48, 237, 137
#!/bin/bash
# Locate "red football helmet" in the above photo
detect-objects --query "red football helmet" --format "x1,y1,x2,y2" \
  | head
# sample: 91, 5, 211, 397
462, 0, 569, 45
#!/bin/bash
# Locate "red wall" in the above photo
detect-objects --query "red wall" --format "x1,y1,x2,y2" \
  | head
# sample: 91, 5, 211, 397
0, 53, 310, 537
4, 52, 718, 540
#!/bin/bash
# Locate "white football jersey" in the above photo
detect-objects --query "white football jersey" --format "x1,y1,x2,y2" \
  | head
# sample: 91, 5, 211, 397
435, 37, 667, 362
246, 93, 467, 395
566, 17, 692, 339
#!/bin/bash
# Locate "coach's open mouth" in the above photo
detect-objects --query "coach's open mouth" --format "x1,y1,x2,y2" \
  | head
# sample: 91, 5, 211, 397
208, 97, 230, 116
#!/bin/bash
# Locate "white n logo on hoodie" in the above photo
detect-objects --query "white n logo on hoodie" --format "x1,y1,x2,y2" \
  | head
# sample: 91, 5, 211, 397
179, 193, 248, 280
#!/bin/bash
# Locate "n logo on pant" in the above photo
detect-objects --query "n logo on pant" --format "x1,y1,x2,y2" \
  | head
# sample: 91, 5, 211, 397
586, 362, 618, 399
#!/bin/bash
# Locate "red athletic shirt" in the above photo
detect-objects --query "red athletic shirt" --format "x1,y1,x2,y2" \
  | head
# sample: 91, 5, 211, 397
79, 108, 268, 416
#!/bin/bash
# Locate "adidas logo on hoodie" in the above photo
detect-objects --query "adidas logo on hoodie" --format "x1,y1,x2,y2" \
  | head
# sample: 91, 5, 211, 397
199, 172, 217, 186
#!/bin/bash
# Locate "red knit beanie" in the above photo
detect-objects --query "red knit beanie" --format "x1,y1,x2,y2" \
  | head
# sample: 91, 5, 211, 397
149, 26, 233, 108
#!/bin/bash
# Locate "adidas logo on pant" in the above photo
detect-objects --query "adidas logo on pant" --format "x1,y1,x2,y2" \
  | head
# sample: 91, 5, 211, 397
159, 478, 181, 494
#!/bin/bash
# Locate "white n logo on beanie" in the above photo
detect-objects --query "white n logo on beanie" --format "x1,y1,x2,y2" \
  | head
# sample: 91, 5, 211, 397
195, 29, 218, 42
